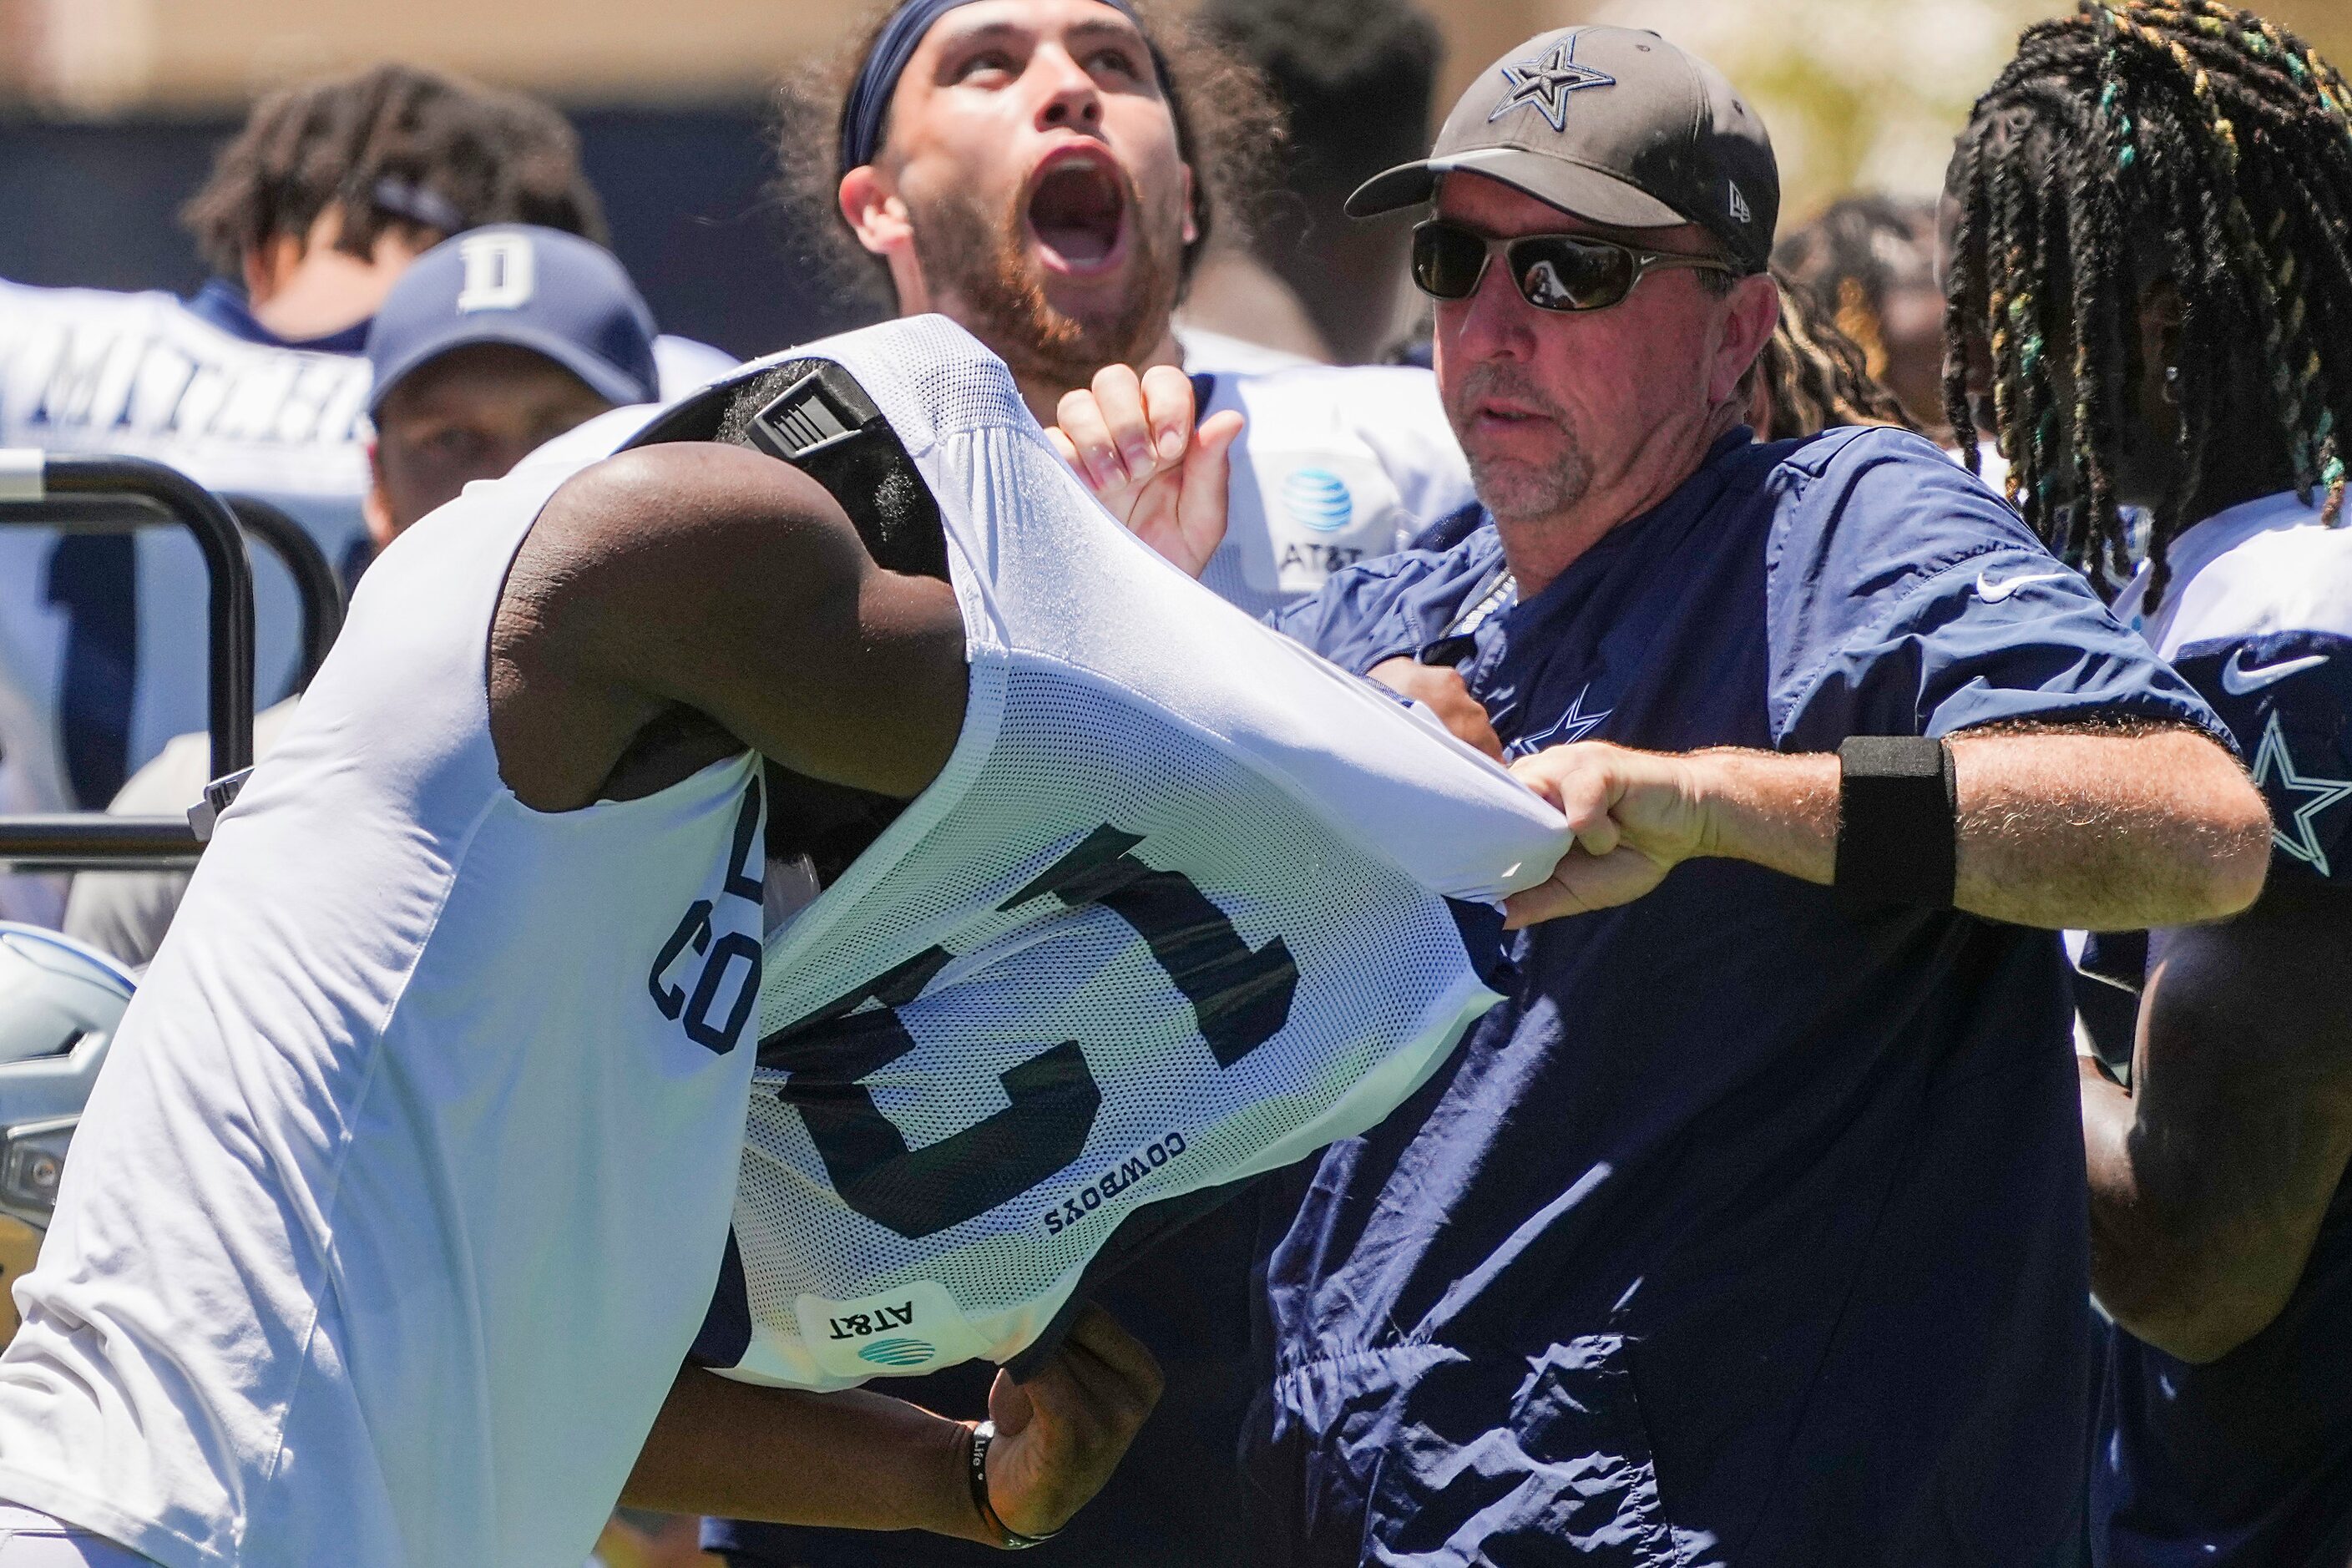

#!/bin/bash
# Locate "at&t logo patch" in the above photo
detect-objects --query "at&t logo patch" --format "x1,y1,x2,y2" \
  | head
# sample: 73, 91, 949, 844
857, 1337, 938, 1368
1282, 468, 1353, 534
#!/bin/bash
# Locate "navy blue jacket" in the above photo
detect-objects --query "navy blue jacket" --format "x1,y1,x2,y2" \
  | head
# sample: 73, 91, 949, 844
1252, 427, 2225, 1567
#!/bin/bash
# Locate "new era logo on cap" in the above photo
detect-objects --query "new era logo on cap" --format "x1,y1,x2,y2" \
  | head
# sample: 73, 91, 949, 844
1728, 181, 1752, 225
1489, 35, 1616, 133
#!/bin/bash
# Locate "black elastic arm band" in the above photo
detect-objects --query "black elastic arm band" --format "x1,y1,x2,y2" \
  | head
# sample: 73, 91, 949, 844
1834, 736, 1958, 913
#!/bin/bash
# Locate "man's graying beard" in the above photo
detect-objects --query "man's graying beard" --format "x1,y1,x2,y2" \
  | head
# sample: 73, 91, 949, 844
908, 166, 1180, 393
1445, 362, 1591, 524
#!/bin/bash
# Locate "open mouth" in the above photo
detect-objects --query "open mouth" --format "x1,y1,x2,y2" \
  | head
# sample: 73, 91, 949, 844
1024, 152, 1128, 274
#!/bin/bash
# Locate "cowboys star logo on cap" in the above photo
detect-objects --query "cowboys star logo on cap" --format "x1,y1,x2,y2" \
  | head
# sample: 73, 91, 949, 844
1348, 27, 1780, 276
1489, 36, 1616, 133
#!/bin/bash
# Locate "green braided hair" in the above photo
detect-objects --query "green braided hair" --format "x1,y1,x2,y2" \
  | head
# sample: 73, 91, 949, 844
1945, 0, 2352, 599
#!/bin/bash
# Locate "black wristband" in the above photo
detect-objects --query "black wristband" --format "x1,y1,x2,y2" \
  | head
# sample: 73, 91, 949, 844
967, 1419, 1056, 1550
1834, 736, 1958, 913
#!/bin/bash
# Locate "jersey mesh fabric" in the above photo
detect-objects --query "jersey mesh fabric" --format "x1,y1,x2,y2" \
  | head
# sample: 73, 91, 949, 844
690, 315, 1568, 1390
736, 660, 1499, 1378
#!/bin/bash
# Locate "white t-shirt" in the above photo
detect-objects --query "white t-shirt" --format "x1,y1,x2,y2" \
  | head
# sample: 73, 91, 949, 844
1171, 323, 1318, 377
1192, 362, 1474, 620
0, 428, 767, 1568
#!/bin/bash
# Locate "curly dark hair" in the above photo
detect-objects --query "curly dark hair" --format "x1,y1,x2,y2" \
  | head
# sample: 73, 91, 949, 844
1944, 0, 2352, 596
1773, 195, 1937, 395
1194, 0, 1439, 194
766, 1, 1284, 316
1747, 267, 1920, 442
182, 62, 607, 277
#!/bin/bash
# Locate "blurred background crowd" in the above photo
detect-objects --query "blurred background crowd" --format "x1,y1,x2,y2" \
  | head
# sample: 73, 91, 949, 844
8, 0, 2344, 372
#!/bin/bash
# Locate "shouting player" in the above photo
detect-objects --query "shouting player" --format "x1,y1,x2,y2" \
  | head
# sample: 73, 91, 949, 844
1945, 4, 2352, 1562
0, 316, 1571, 1567
721, 4, 1474, 1561
768, 0, 1473, 618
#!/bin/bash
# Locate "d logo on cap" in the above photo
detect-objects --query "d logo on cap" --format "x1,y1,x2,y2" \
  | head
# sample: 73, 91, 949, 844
457, 233, 538, 315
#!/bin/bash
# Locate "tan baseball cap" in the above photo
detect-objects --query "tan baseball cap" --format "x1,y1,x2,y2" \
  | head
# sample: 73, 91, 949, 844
1347, 26, 1779, 274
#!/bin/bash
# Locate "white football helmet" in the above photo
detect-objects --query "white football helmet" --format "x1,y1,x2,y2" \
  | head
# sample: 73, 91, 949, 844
0, 923, 134, 1230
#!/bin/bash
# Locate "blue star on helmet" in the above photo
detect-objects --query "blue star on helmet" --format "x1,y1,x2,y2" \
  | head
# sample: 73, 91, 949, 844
1490, 37, 1616, 133
2252, 711, 2352, 878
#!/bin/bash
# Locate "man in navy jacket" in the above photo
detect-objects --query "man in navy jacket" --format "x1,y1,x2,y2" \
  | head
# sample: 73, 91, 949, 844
1054, 26, 2269, 1565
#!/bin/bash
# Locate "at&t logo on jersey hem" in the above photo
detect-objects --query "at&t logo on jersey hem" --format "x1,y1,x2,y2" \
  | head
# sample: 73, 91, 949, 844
793, 1281, 991, 1380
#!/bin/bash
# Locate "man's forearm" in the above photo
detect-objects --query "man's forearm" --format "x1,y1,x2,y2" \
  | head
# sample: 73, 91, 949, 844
1944, 726, 2267, 929
1690, 726, 2267, 930
622, 1363, 989, 1542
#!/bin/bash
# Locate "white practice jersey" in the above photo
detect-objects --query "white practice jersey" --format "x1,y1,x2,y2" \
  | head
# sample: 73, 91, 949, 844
0, 277, 731, 826
1172, 323, 1318, 377
2114, 490, 2352, 890
0, 427, 768, 1568
1192, 363, 1474, 620
678, 317, 1566, 1392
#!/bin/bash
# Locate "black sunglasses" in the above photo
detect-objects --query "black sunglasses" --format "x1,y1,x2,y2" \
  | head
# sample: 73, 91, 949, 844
1411, 220, 1740, 312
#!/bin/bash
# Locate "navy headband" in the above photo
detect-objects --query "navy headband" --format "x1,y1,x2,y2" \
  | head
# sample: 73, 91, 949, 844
837, 0, 1150, 177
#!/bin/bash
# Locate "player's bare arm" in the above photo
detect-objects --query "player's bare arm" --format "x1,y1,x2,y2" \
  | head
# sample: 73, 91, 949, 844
2079, 882, 2352, 1363
1366, 660, 1505, 760
625, 1306, 1163, 1542
1500, 725, 2269, 932
490, 441, 969, 810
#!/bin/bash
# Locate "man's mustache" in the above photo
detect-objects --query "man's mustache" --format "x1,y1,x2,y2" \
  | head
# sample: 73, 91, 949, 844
1445, 363, 1569, 427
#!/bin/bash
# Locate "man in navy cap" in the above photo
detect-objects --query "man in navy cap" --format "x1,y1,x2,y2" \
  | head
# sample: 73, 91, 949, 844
63, 225, 674, 973
0, 64, 608, 929
1060, 26, 2273, 1564
361, 224, 666, 551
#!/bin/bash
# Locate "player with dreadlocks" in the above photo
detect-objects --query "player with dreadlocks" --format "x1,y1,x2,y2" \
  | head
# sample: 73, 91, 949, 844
1946, 5, 2352, 1563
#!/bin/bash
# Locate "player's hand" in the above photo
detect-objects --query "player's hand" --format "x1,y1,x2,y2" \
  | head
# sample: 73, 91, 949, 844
1368, 657, 1504, 761
1048, 363, 1242, 579
979, 1304, 1164, 1540
1503, 741, 1712, 927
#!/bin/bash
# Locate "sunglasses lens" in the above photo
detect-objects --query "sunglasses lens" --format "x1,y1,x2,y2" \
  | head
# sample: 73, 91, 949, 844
1412, 224, 1490, 300
1513, 238, 1636, 311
